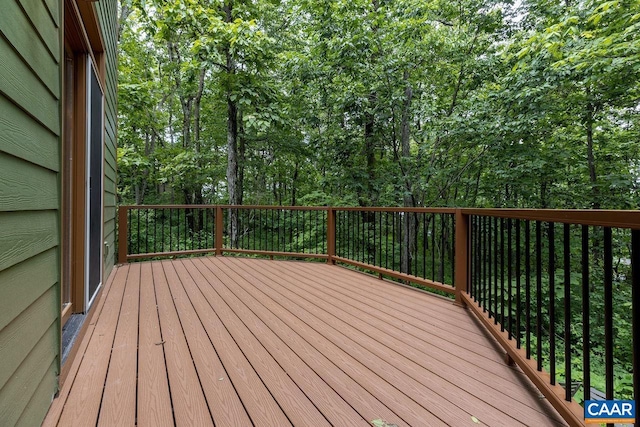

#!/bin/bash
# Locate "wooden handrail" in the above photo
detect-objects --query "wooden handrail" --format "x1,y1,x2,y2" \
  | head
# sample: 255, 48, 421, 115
460, 208, 640, 229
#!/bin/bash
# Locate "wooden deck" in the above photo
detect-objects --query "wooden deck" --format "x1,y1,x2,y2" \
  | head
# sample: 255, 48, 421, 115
44, 257, 567, 426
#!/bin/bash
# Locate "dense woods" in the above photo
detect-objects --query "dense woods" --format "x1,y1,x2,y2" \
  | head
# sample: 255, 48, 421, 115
117, 0, 639, 210
116, 0, 638, 403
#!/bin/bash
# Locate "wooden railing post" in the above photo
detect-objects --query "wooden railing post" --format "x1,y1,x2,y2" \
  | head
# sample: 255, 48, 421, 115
454, 208, 469, 306
215, 206, 224, 256
117, 206, 128, 264
327, 208, 336, 264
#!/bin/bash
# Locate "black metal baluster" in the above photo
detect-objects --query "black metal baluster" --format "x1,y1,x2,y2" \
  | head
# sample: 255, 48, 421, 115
201, 208, 206, 249
127, 209, 132, 255
258, 209, 262, 251
373, 212, 377, 266
161, 209, 166, 252
536, 220, 542, 370
169, 209, 173, 251
604, 227, 614, 403
516, 219, 521, 349
549, 222, 556, 385
488, 217, 493, 318
208, 208, 212, 250
280, 209, 284, 251
494, 217, 499, 325
564, 223, 571, 401
508, 218, 512, 339
385, 212, 390, 270
440, 214, 445, 283
302, 209, 306, 253
476, 216, 480, 300
500, 218, 505, 331
362, 211, 366, 263
470, 217, 475, 299
469, 216, 474, 298
153, 209, 157, 253
525, 220, 531, 358
177, 209, 181, 251
431, 214, 436, 281
477, 216, 481, 305
137, 209, 141, 254
145, 209, 149, 254
289, 209, 300, 252
392, 212, 397, 270
476, 216, 480, 301
412, 213, 418, 276
323, 209, 326, 254
472, 216, 477, 303
345, 212, 350, 259
314, 210, 318, 254
484, 216, 489, 312
451, 214, 455, 285
422, 214, 427, 279
630, 229, 639, 420
582, 225, 591, 401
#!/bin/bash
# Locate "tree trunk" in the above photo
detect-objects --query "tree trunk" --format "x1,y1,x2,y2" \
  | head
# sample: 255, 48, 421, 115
401, 70, 415, 275
363, 94, 377, 205
117, 0, 132, 42
227, 94, 239, 245
223, 1, 241, 246
238, 109, 246, 205
292, 162, 299, 206
585, 89, 599, 209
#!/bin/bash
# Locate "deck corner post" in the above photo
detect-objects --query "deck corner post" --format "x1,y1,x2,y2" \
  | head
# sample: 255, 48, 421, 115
118, 206, 128, 264
454, 208, 469, 306
215, 206, 224, 256
327, 207, 336, 264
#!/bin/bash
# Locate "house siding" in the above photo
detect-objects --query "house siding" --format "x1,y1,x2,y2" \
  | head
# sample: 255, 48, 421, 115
98, 0, 118, 278
0, 0, 62, 424
0, 0, 117, 424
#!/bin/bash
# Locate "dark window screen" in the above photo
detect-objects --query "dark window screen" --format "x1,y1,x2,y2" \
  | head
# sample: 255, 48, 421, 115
87, 64, 103, 306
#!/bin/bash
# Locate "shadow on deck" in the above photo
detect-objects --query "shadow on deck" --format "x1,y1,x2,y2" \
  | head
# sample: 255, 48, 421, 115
44, 257, 566, 426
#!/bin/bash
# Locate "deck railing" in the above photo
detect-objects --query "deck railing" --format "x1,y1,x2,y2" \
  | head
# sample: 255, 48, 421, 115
332, 207, 457, 296
118, 205, 639, 427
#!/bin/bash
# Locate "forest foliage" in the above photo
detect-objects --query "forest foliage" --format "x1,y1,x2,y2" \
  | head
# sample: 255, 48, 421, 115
117, 0, 640, 210
116, 0, 639, 402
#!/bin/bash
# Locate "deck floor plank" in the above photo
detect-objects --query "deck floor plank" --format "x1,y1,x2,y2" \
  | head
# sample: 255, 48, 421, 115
151, 261, 213, 426
202, 257, 450, 426
160, 260, 254, 427
173, 260, 293, 427
194, 260, 407, 425
44, 257, 568, 427
184, 258, 372, 427
301, 261, 501, 347
137, 262, 173, 427
41, 265, 122, 427
241, 258, 566, 426
98, 263, 141, 426
179, 259, 332, 427
220, 258, 523, 426
56, 264, 130, 427
267, 260, 557, 403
